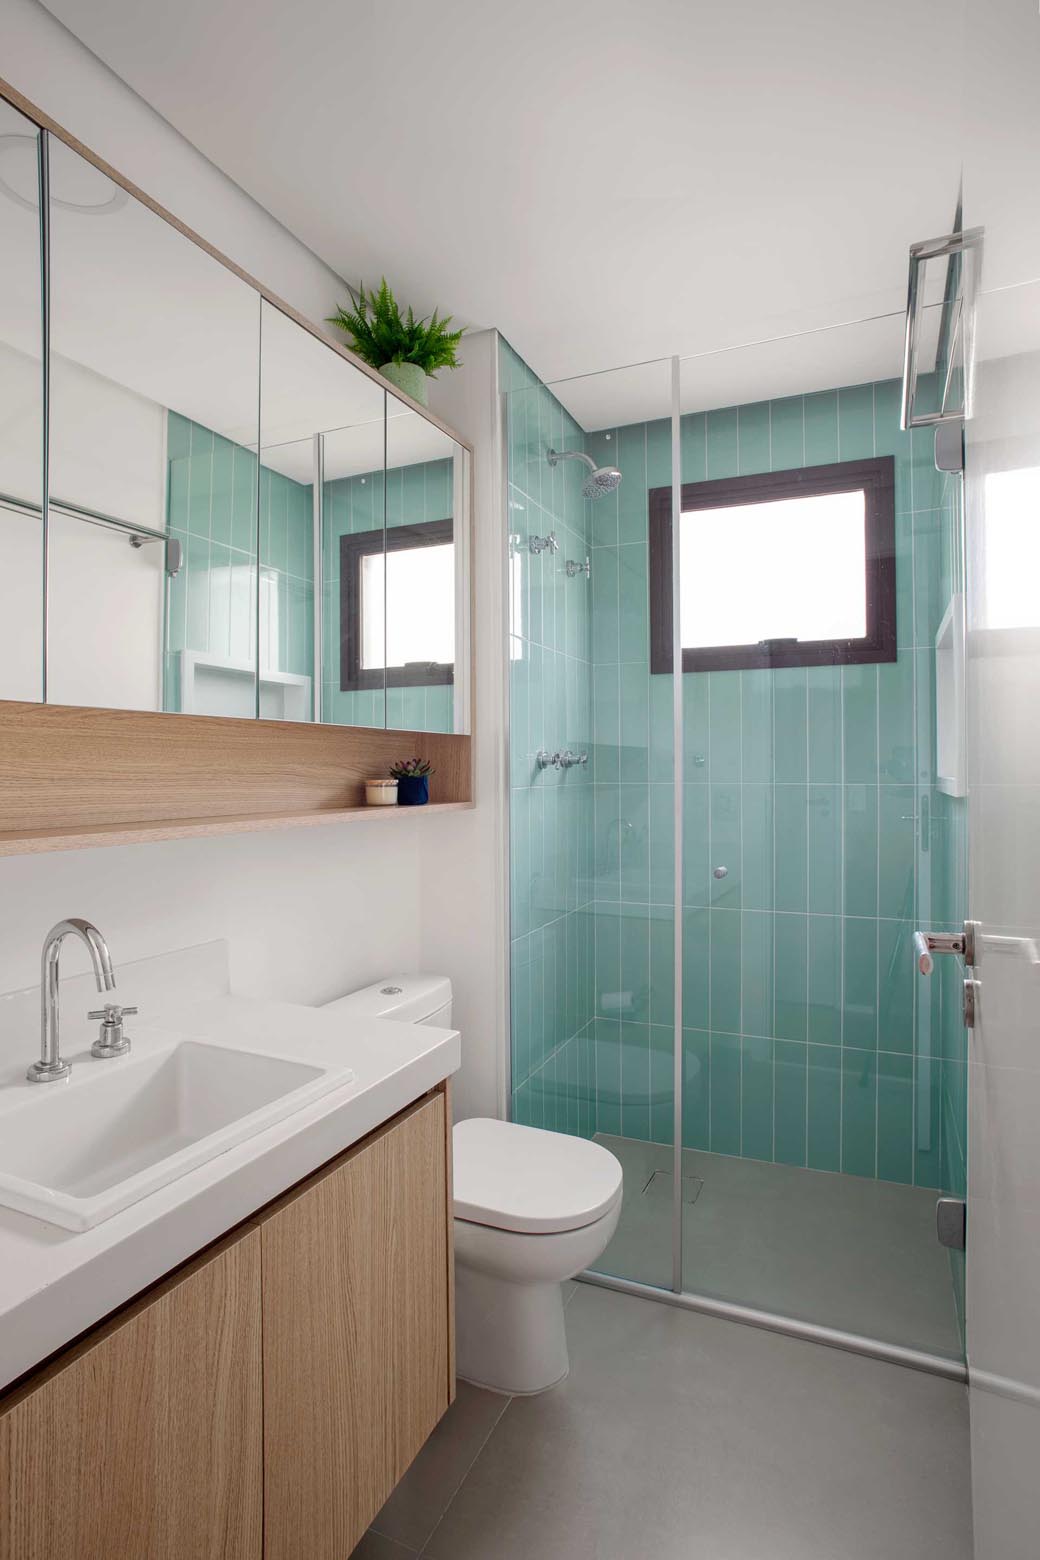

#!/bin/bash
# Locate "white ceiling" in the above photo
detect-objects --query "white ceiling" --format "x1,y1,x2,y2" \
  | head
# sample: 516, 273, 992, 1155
33, 0, 1040, 425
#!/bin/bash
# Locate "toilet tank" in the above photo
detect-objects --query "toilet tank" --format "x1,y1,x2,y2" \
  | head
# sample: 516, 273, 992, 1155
320, 975, 453, 1028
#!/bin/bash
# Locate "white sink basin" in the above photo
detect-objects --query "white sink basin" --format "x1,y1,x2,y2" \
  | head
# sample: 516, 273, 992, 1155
0, 1040, 355, 1231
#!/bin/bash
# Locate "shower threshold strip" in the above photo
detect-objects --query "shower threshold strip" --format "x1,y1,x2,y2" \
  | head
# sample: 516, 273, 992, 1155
576, 1269, 968, 1383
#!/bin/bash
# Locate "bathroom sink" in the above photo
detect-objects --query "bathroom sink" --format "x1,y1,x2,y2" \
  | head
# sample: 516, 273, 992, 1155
0, 1040, 355, 1232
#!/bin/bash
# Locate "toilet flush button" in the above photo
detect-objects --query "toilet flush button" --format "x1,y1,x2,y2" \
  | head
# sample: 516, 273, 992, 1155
380, 985, 403, 995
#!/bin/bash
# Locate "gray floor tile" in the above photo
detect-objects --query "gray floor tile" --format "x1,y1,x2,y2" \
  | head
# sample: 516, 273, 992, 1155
370, 1379, 510, 1550
594, 1134, 963, 1358
424, 1284, 971, 1560
349, 1532, 417, 1559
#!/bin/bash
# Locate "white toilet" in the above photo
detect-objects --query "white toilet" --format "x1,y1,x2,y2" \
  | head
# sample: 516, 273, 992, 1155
321, 975, 623, 1396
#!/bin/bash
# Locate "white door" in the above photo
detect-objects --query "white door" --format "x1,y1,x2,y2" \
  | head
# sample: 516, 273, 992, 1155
963, 301, 1040, 1559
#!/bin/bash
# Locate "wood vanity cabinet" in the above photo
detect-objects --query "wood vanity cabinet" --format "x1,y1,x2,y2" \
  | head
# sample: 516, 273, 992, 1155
0, 1088, 453, 1560
0, 1225, 264, 1560
261, 1091, 451, 1560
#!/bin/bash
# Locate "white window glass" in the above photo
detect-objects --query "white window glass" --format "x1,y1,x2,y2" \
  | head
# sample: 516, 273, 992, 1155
361, 542, 455, 670
680, 489, 867, 649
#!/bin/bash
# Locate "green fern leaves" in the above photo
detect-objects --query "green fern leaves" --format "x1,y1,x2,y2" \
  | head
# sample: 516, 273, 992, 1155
327, 279, 464, 377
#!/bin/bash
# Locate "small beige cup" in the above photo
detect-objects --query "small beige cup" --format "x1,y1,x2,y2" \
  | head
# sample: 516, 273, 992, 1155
365, 777, 398, 807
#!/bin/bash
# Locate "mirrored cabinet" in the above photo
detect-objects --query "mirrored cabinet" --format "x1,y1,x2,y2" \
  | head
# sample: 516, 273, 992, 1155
0, 82, 472, 850
0, 103, 470, 737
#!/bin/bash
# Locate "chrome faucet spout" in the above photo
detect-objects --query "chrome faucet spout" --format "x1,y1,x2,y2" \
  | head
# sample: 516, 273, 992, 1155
28, 919, 117, 1083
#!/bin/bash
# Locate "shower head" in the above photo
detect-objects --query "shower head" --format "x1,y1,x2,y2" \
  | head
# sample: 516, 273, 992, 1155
547, 447, 623, 500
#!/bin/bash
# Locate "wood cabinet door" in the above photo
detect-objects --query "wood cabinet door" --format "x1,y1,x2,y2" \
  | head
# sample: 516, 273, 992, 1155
0, 1226, 263, 1560
261, 1092, 450, 1560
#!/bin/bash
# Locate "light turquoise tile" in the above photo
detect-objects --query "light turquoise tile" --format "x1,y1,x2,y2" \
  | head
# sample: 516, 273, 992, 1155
649, 671, 674, 777
709, 1032, 741, 1155
877, 1051, 914, 1184
709, 908, 740, 1033
618, 896, 650, 1004
594, 910, 621, 1019
877, 654, 915, 783
618, 543, 648, 664
740, 670, 773, 782
844, 784, 878, 917
807, 784, 841, 915
682, 1028, 710, 1150
680, 412, 706, 484
620, 1023, 651, 1141
807, 666, 842, 782
648, 1023, 673, 1144
773, 668, 807, 782
708, 671, 740, 781
914, 1045, 942, 1189
167, 455, 190, 531
740, 910, 773, 1038
709, 785, 741, 907
167, 411, 191, 461
650, 908, 676, 1028
591, 544, 619, 664
738, 402, 770, 475
878, 786, 915, 918
209, 439, 234, 546
843, 916, 878, 1049
878, 920, 915, 1054
841, 1048, 877, 1176
774, 1039, 808, 1166
682, 906, 709, 1031
837, 384, 875, 460
594, 1018, 621, 1136
592, 663, 619, 783
913, 509, 944, 647
706, 407, 739, 480
915, 650, 937, 785
187, 450, 213, 537
184, 534, 211, 651
741, 784, 774, 910
231, 448, 258, 556
843, 664, 878, 782
774, 913, 808, 1040
808, 913, 842, 1046
807, 1042, 842, 1170
646, 418, 671, 488
619, 661, 649, 782
895, 508, 914, 652
769, 396, 804, 471
682, 782, 709, 908
683, 673, 709, 775
910, 424, 942, 511
774, 784, 808, 911
740, 1034, 774, 1160
803, 391, 838, 466
426, 457, 453, 521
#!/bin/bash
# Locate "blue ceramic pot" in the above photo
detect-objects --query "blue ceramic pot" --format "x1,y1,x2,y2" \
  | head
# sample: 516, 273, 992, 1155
396, 774, 429, 806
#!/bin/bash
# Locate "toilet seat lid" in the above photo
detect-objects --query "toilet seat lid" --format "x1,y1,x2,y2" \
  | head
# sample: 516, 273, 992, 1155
453, 1118, 623, 1235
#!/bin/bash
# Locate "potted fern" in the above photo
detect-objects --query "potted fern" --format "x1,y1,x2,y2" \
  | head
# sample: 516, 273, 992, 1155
328, 279, 464, 407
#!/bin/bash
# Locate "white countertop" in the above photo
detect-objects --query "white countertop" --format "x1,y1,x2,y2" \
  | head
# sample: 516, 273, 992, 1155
0, 990, 459, 1392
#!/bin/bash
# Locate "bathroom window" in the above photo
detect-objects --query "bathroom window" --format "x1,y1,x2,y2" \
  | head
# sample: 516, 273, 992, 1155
339, 519, 454, 690
648, 456, 896, 672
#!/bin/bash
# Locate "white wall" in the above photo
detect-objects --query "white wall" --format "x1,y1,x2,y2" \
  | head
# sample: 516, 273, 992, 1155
424, 330, 509, 1120
0, 1, 506, 1096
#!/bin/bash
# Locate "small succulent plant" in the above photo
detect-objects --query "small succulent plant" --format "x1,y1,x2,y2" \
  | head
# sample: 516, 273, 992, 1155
390, 757, 434, 779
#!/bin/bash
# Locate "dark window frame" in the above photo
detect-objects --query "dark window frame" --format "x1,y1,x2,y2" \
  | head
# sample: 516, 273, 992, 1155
339, 517, 455, 692
648, 455, 897, 674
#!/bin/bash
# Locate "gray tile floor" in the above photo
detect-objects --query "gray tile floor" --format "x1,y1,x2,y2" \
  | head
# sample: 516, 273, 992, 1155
595, 1134, 964, 1359
352, 1282, 972, 1560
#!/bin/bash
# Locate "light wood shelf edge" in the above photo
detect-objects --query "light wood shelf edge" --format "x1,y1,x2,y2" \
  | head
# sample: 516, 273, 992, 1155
0, 801, 475, 857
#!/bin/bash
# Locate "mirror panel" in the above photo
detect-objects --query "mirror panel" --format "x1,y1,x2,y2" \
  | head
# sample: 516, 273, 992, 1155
47, 136, 261, 715
382, 397, 466, 733
259, 297, 388, 727
0, 100, 45, 703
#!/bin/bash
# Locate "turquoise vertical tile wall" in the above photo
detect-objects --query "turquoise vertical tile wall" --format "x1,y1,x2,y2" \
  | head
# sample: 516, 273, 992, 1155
165, 410, 313, 710
505, 356, 967, 1210
502, 339, 598, 1134
322, 455, 455, 733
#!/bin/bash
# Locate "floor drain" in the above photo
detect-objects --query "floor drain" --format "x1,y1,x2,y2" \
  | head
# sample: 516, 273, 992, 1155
642, 1169, 704, 1205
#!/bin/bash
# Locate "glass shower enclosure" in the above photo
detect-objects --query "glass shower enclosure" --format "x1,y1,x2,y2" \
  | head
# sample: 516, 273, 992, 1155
503, 305, 968, 1370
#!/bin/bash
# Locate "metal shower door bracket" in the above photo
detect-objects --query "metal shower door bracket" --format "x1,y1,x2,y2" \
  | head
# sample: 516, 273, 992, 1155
901, 227, 984, 430
936, 1197, 967, 1252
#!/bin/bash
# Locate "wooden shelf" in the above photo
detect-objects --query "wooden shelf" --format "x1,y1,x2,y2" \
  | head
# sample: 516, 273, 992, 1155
0, 702, 473, 856
0, 801, 474, 857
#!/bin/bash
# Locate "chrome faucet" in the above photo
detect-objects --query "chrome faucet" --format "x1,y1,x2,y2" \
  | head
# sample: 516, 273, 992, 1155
27, 919, 116, 1083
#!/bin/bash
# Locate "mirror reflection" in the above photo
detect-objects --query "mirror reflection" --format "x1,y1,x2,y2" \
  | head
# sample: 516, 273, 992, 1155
0, 100, 45, 703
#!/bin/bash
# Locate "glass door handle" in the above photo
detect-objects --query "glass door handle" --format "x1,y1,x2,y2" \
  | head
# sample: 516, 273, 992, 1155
913, 922, 977, 976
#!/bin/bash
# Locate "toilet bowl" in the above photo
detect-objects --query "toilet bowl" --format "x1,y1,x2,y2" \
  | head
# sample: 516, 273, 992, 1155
319, 977, 624, 1396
